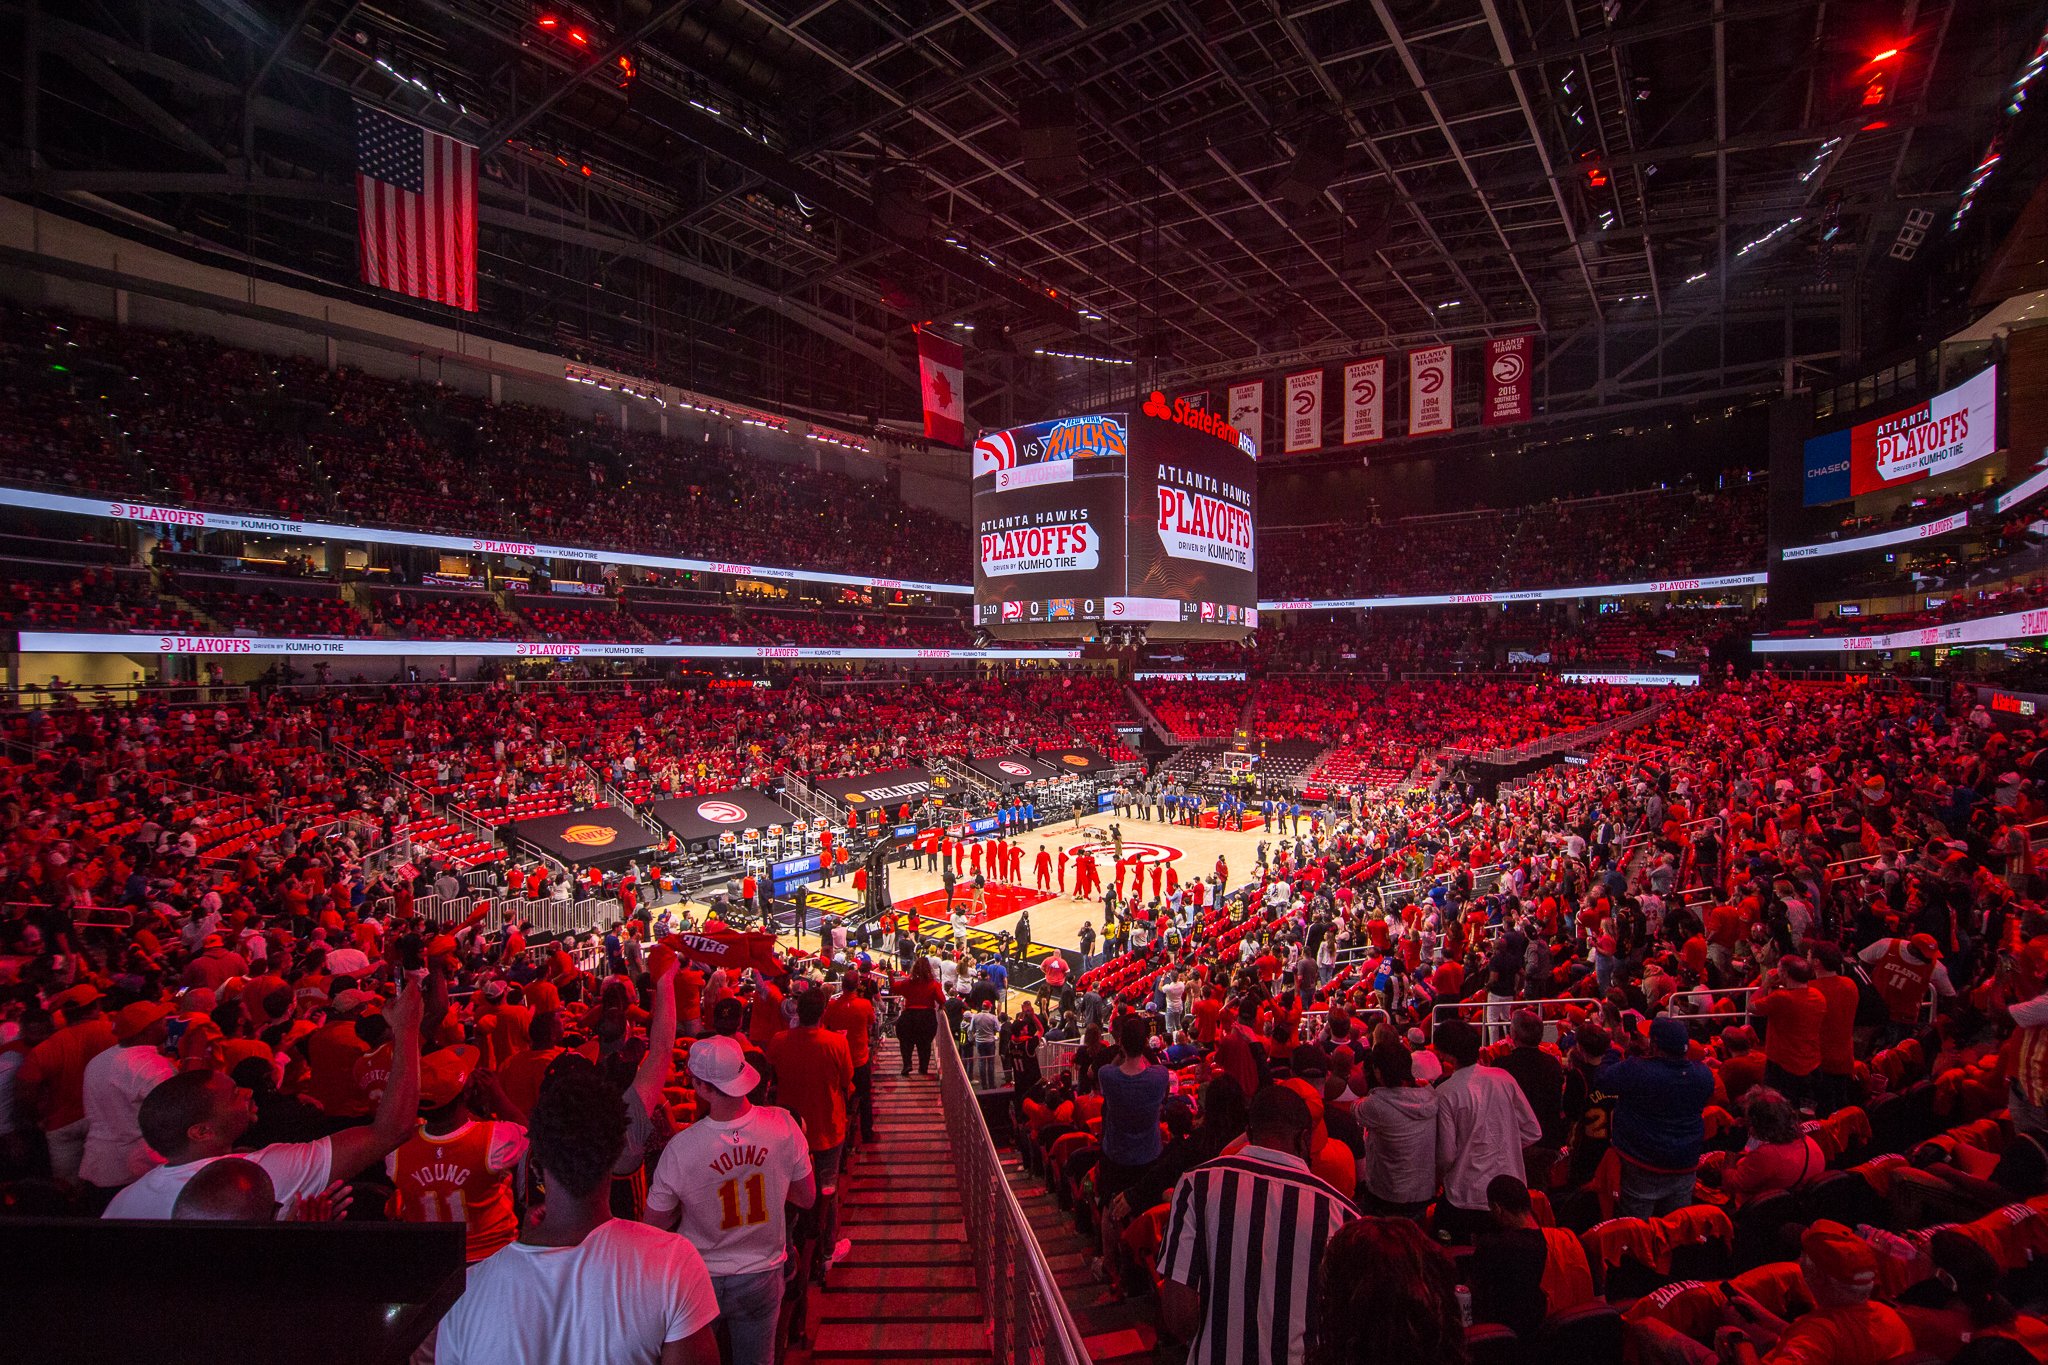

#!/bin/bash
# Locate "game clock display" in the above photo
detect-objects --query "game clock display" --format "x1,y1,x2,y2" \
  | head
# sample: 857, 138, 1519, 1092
971, 392, 1259, 640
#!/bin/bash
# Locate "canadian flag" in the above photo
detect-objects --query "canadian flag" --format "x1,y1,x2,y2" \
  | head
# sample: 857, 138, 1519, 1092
917, 328, 966, 447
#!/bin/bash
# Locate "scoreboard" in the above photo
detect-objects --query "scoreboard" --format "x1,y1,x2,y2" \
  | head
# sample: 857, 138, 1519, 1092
971, 391, 1259, 640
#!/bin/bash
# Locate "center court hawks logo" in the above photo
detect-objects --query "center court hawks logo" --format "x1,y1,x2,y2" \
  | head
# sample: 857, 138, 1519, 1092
561, 824, 620, 847
997, 761, 1033, 776
1070, 841, 1181, 866
696, 801, 748, 824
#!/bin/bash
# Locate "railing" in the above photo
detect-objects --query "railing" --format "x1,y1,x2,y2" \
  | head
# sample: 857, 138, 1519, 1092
1432, 987, 1762, 1033
935, 1025, 1091, 1365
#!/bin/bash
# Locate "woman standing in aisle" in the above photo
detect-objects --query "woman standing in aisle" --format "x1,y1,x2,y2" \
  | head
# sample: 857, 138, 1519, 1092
890, 954, 945, 1076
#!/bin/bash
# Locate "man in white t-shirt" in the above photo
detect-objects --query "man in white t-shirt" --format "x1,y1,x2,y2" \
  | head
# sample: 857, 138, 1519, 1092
104, 983, 423, 1219
439, 1054, 720, 1365
644, 1035, 816, 1365
79, 1001, 178, 1200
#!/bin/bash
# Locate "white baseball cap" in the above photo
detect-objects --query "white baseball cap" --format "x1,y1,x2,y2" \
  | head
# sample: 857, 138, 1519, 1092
687, 1035, 761, 1097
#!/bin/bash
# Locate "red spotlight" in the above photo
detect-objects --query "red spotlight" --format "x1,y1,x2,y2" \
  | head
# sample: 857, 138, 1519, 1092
1871, 47, 1900, 61
567, 27, 589, 44
537, 13, 558, 26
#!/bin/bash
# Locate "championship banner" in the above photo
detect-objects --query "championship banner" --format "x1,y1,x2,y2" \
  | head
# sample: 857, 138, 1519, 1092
1800, 366, 1999, 505
1408, 345, 1454, 434
1482, 335, 1533, 426
1034, 746, 1113, 774
1343, 358, 1384, 444
963, 754, 1059, 786
659, 928, 783, 975
812, 766, 938, 808
649, 790, 799, 847
1227, 381, 1264, 457
1284, 369, 1324, 453
502, 807, 659, 867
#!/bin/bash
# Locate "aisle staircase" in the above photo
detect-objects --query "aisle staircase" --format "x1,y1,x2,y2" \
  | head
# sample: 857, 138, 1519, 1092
1003, 1158, 1158, 1364
796, 1069, 992, 1365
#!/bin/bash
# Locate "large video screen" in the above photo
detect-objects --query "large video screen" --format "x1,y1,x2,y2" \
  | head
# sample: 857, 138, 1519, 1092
1801, 366, 1999, 505
972, 395, 1258, 638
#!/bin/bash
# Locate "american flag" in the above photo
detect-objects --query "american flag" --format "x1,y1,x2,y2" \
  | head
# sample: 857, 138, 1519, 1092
354, 102, 478, 311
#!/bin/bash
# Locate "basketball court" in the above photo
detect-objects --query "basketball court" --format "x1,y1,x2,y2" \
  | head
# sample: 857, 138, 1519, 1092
744, 807, 1293, 965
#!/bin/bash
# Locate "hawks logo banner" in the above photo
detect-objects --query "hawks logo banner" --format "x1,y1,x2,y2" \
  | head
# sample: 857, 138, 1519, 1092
1284, 370, 1324, 454
1482, 335, 1534, 426
1227, 381, 1264, 457
916, 327, 966, 447
1408, 345, 1454, 435
1343, 358, 1384, 444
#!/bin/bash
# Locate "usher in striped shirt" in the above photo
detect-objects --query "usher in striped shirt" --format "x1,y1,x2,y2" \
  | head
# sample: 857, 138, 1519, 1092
1155, 1145, 1359, 1365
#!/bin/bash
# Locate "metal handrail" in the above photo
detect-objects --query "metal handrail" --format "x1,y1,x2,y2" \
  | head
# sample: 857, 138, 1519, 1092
935, 1024, 1090, 1365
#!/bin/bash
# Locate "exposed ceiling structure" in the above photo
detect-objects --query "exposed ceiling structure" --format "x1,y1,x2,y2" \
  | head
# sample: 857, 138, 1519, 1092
0, 0, 2039, 440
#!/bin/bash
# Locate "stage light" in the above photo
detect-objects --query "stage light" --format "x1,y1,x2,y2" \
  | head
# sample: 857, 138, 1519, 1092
1871, 48, 1899, 62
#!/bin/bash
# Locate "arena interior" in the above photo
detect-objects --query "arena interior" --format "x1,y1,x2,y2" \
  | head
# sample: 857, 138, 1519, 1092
6, 2, 2048, 1363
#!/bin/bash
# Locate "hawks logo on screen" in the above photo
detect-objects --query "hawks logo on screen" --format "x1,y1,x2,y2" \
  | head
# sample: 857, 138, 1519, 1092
1070, 841, 1181, 865
561, 824, 620, 847
997, 761, 1033, 776
696, 801, 748, 824
973, 430, 1018, 477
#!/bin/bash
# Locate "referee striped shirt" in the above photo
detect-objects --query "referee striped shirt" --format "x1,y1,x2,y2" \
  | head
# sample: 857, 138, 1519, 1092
1155, 1144, 1359, 1365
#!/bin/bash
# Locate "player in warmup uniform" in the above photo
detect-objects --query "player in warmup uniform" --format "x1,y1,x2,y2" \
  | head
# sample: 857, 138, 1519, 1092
644, 1036, 816, 1365
387, 1044, 529, 1263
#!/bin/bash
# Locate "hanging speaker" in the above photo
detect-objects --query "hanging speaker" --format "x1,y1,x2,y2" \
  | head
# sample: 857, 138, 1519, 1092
871, 165, 930, 240
1017, 90, 1081, 186
1275, 117, 1349, 209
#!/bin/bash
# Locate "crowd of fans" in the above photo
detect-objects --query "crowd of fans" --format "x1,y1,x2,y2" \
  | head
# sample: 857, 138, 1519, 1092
998, 672, 2048, 1365
1261, 480, 1767, 601
0, 305, 968, 583
11, 667, 2048, 1365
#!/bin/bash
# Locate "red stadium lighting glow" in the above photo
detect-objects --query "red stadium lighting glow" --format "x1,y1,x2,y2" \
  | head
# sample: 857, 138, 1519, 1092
1872, 48, 1900, 62
568, 27, 589, 44
537, 13, 558, 27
